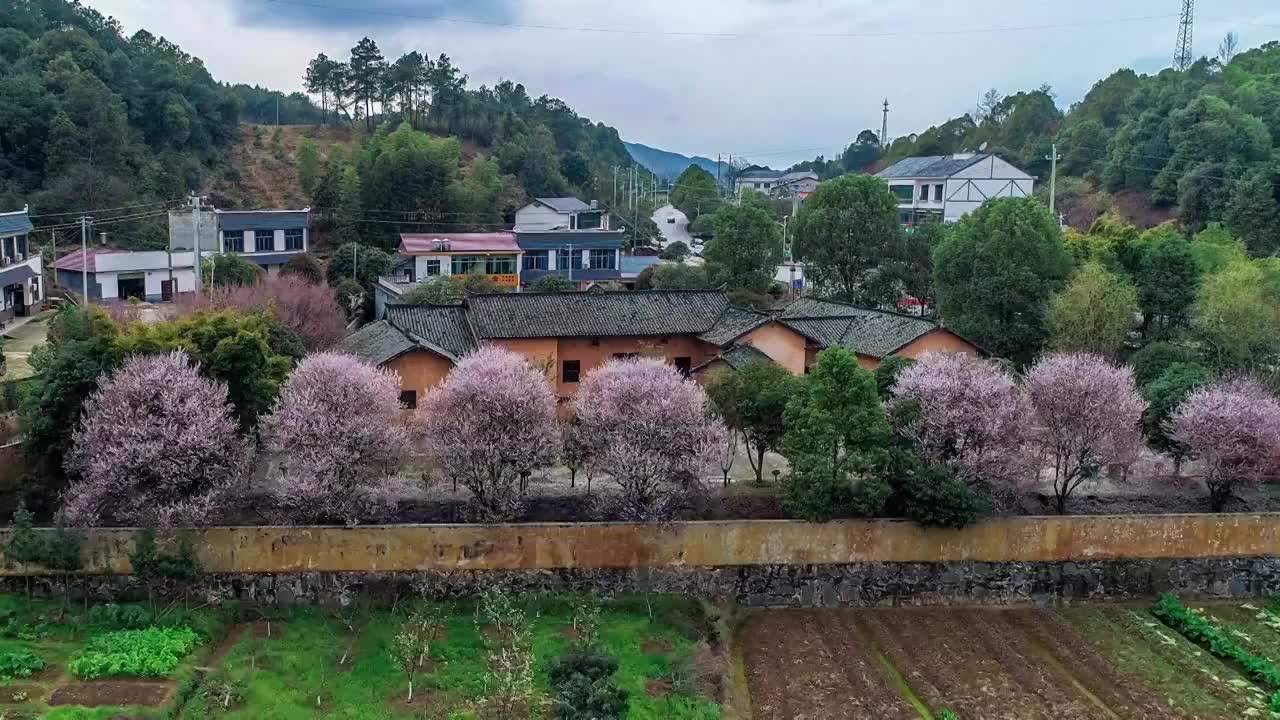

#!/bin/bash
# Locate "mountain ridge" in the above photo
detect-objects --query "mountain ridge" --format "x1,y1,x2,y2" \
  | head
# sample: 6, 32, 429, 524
624, 142, 729, 182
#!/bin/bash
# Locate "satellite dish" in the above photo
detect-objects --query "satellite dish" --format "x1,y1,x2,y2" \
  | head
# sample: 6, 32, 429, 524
978, 141, 989, 152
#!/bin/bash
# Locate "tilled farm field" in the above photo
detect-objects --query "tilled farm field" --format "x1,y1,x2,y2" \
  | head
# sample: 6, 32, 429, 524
741, 605, 1278, 720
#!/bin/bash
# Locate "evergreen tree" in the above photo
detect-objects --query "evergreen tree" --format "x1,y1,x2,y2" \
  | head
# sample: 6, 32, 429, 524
348, 37, 385, 130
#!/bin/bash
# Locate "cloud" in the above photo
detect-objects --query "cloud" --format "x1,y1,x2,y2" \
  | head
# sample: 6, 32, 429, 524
87, 0, 1280, 168
228, 0, 515, 28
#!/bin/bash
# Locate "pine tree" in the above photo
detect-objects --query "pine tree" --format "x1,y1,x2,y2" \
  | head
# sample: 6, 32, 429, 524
348, 37, 386, 131
4, 501, 45, 599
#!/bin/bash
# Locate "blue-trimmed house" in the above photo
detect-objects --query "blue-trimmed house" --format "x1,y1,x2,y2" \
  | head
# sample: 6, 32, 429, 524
213, 209, 310, 273
0, 207, 44, 325
516, 229, 625, 288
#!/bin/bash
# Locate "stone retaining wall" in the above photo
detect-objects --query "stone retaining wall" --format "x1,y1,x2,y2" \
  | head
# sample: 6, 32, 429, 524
4, 515, 1280, 606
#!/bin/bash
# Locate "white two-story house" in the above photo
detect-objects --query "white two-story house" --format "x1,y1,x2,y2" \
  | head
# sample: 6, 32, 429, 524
876, 154, 1034, 225
0, 207, 44, 325
514, 198, 609, 232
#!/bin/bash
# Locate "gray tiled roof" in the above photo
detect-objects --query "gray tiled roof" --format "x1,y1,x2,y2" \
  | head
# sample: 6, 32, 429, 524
698, 306, 770, 347
876, 154, 989, 179
340, 321, 419, 367
780, 298, 941, 358
0, 211, 33, 237
466, 290, 730, 339
719, 344, 772, 369
738, 169, 784, 180
536, 197, 592, 213
385, 305, 476, 359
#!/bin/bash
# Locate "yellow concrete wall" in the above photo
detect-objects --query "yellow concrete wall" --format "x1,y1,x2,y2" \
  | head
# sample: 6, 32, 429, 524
4, 515, 1280, 576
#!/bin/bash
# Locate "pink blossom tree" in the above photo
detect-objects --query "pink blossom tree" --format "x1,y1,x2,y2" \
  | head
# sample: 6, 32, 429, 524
63, 351, 248, 527
1023, 353, 1147, 514
175, 273, 346, 351
575, 358, 727, 520
1171, 377, 1280, 511
890, 352, 1035, 493
262, 352, 411, 524
418, 347, 560, 521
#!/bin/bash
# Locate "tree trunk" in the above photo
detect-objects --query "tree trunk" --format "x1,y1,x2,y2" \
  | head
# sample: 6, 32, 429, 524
407, 678, 413, 703
1055, 491, 1067, 515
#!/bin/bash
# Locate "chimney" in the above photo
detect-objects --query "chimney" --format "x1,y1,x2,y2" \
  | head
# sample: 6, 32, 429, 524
590, 200, 598, 209
99, 232, 108, 246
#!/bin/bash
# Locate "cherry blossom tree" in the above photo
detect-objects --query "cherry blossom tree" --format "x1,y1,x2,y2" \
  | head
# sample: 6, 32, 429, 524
262, 352, 411, 524
419, 347, 560, 521
1172, 377, 1280, 511
63, 351, 249, 527
176, 273, 346, 351
575, 357, 727, 520
1023, 353, 1147, 514
890, 352, 1036, 493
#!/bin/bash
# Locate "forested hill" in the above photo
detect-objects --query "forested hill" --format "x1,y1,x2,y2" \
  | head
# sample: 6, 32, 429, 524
790, 42, 1280, 247
0, 0, 240, 246
0, 0, 652, 251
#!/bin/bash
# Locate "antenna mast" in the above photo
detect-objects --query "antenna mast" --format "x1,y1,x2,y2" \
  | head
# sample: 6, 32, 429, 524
880, 98, 890, 148
1174, 0, 1194, 71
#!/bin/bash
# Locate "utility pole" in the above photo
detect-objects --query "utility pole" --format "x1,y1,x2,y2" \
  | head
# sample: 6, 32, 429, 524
1174, 0, 1195, 71
1045, 143, 1061, 215
567, 242, 574, 283
881, 98, 890, 147
353, 244, 358, 282
716, 153, 721, 189
189, 193, 206, 293
613, 166, 619, 208
78, 215, 91, 302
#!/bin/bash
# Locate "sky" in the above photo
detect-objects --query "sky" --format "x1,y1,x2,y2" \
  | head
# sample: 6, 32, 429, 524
88, 0, 1280, 168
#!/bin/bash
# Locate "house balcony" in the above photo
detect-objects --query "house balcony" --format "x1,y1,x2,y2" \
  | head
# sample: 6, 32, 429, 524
453, 273, 519, 287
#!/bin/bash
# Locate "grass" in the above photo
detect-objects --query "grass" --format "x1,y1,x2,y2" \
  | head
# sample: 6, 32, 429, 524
176, 595, 722, 719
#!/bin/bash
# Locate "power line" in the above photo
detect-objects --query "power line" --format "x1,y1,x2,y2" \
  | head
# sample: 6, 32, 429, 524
26, 197, 183, 219
262, 0, 1181, 39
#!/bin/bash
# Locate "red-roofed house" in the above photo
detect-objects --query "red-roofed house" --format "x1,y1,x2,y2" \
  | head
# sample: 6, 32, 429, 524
53, 248, 198, 302
377, 233, 525, 313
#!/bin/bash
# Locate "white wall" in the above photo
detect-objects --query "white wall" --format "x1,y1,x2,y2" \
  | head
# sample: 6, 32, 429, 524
515, 204, 570, 231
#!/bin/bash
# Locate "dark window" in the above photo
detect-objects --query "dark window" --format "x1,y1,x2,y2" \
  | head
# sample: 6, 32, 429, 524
557, 251, 584, 271
424, 258, 441, 276
674, 356, 692, 378
523, 251, 549, 271
399, 390, 417, 409
453, 255, 485, 274
486, 256, 515, 274
918, 185, 929, 201
255, 230, 274, 252
612, 352, 639, 360
577, 211, 603, 230
225, 230, 244, 253
890, 185, 913, 202
284, 228, 304, 250
562, 360, 581, 383
933, 184, 944, 203
589, 249, 616, 270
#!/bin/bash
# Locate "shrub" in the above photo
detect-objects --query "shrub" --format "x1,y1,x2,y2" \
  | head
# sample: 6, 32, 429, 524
881, 451, 989, 529
529, 274, 577, 293
0, 650, 44, 680
281, 253, 325, 284
69, 626, 201, 679
549, 647, 629, 720
87, 603, 154, 630
175, 274, 346, 351
1129, 341, 1201, 387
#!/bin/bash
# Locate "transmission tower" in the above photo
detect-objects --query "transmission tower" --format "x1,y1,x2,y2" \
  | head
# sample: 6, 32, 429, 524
880, 98, 890, 148
1174, 0, 1194, 71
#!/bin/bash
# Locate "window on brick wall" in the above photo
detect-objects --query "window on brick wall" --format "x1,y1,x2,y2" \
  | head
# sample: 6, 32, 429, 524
562, 360, 581, 383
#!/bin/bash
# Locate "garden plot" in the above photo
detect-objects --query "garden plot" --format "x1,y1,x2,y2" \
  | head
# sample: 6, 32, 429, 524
741, 607, 1252, 720
0, 596, 227, 720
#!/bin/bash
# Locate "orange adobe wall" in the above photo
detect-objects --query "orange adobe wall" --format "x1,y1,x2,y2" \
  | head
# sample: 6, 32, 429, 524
738, 322, 808, 375
894, 329, 980, 360
385, 349, 455, 401
550, 335, 715, 396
